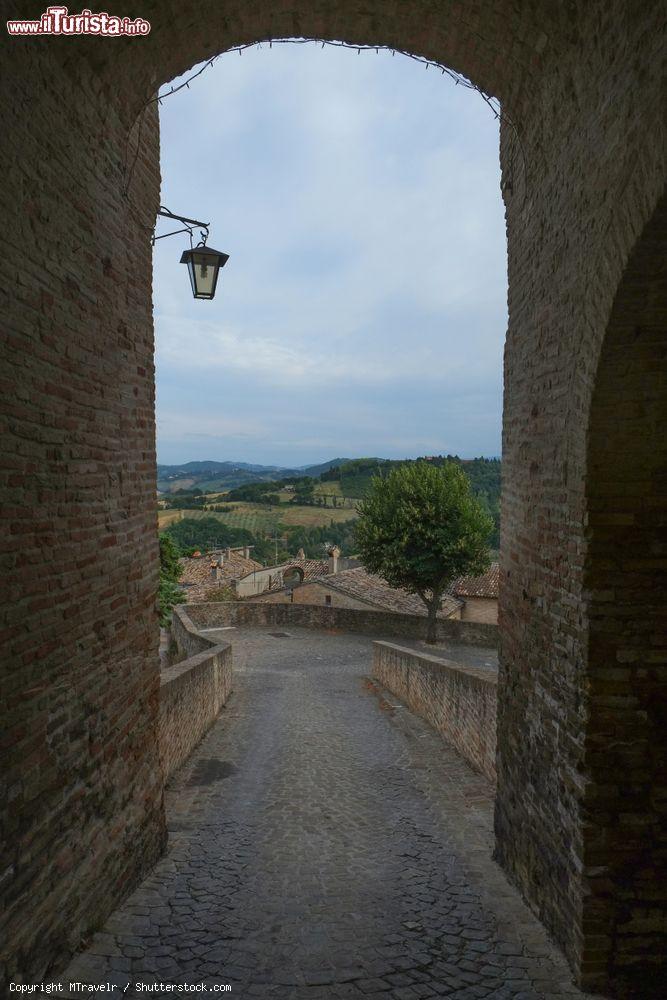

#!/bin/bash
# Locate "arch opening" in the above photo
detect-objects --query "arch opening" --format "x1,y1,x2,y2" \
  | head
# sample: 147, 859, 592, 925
582, 189, 667, 994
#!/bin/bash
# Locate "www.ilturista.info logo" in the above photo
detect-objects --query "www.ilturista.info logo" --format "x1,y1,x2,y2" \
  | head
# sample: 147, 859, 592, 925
7, 5, 151, 36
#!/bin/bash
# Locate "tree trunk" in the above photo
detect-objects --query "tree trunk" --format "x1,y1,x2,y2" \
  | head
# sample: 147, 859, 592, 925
426, 602, 438, 644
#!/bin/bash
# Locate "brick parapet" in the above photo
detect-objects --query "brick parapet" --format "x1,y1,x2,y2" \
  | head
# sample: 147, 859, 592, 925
159, 643, 233, 781
372, 642, 498, 782
180, 602, 499, 648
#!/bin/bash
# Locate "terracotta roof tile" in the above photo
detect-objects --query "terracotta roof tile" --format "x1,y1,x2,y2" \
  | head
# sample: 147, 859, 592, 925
179, 549, 262, 602
275, 559, 329, 588
450, 563, 500, 599
309, 567, 462, 619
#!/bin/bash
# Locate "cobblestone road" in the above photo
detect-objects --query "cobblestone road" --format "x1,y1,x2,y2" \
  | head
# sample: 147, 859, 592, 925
63, 628, 595, 999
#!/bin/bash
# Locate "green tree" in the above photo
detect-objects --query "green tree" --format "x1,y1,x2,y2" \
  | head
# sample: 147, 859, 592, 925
157, 534, 185, 626
354, 462, 492, 643
292, 481, 315, 505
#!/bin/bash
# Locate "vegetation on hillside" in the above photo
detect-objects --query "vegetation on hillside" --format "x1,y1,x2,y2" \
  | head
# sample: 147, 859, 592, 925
221, 477, 305, 503
161, 516, 357, 565
163, 516, 272, 561
159, 503, 356, 534
322, 456, 501, 546
157, 454, 501, 548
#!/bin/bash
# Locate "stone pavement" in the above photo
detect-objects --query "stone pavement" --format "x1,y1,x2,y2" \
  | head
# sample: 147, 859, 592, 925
62, 627, 597, 999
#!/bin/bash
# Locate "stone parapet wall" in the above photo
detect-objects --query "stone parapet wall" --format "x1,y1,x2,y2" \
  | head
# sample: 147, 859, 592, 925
171, 603, 218, 659
373, 642, 498, 783
158, 641, 232, 781
183, 602, 498, 648
158, 608, 234, 780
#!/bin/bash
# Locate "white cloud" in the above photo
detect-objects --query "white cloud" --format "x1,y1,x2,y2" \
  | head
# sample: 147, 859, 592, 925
154, 44, 506, 463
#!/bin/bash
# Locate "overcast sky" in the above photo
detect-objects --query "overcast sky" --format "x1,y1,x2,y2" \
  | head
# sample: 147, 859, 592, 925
154, 43, 507, 468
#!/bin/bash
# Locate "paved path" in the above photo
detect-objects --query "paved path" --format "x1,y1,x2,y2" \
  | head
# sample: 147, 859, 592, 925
63, 628, 594, 999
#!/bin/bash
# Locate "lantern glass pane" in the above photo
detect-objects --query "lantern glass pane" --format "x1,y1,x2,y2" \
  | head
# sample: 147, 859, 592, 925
186, 260, 198, 297
192, 252, 217, 298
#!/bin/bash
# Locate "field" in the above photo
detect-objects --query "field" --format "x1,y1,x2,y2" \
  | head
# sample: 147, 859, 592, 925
313, 481, 358, 508
157, 509, 184, 526
313, 480, 343, 496
158, 502, 357, 533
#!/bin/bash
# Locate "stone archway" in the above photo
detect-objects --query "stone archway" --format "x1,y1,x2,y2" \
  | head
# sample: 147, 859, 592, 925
1, 1, 665, 993
581, 190, 667, 995
284, 566, 306, 586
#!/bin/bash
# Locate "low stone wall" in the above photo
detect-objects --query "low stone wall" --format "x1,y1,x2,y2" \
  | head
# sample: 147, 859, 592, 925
373, 641, 498, 782
183, 601, 497, 648
171, 602, 216, 659
159, 608, 233, 779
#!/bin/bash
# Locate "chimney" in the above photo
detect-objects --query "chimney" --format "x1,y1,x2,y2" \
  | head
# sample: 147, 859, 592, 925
225, 546, 232, 560
243, 545, 250, 560
211, 560, 221, 581
327, 545, 341, 575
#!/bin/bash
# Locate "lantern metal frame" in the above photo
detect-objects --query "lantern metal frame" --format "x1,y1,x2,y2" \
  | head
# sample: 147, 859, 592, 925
153, 206, 211, 244
179, 242, 230, 300
152, 205, 230, 301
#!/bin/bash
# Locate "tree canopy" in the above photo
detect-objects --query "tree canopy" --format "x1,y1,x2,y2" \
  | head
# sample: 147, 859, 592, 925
157, 534, 185, 626
354, 461, 493, 642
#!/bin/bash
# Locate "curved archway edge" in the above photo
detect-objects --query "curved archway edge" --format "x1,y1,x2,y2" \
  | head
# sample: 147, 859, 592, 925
582, 188, 667, 996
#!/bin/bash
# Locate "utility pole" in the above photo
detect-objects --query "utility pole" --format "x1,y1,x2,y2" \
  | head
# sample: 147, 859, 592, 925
268, 530, 279, 565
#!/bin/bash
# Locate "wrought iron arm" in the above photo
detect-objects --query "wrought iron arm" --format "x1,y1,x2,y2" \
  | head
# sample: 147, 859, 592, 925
153, 206, 210, 244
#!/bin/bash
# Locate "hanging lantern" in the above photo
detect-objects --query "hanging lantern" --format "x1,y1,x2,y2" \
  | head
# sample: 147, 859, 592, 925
179, 242, 230, 300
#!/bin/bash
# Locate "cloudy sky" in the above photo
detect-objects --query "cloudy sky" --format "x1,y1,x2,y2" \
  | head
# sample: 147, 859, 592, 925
154, 43, 507, 468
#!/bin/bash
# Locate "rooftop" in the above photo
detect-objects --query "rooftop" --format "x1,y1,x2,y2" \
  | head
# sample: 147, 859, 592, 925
180, 548, 263, 601
450, 562, 499, 599
308, 566, 462, 619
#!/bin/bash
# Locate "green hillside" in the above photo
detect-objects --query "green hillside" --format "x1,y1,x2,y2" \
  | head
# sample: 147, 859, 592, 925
322, 456, 501, 546
157, 453, 501, 548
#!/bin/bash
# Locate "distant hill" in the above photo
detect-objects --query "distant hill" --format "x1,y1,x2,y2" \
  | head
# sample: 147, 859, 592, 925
298, 458, 351, 478
157, 460, 301, 494
156, 458, 355, 493
157, 453, 500, 547
160, 460, 286, 474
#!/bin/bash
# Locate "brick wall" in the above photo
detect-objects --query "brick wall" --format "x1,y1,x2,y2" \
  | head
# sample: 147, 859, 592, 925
0, 34, 165, 987
1, 1, 665, 992
373, 642, 498, 782
581, 191, 667, 994
182, 602, 498, 648
491, 5, 666, 991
